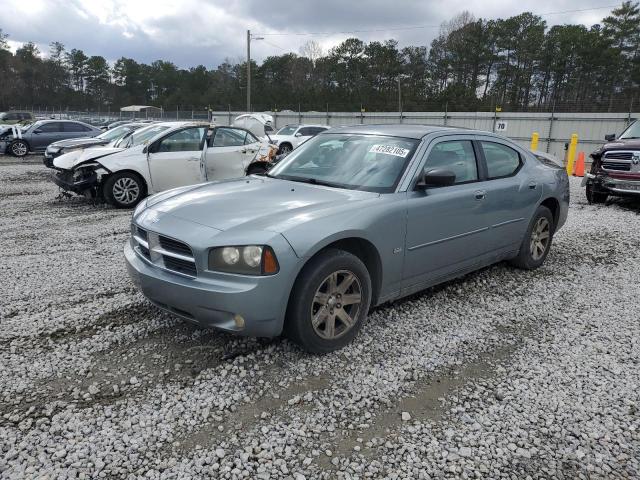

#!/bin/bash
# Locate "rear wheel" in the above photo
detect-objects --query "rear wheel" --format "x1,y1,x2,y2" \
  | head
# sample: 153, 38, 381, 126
103, 172, 145, 208
509, 205, 554, 270
278, 143, 293, 155
586, 183, 608, 204
10, 140, 29, 157
285, 249, 371, 353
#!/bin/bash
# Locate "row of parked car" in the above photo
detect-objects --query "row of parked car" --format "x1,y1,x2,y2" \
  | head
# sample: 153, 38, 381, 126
2, 108, 637, 352
0, 114, 333, 208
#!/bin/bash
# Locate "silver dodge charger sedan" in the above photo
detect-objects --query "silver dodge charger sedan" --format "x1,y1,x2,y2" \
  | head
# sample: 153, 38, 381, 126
125, 125, 569, 353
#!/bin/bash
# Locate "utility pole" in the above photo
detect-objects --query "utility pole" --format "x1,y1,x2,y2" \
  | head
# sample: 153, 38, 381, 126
246, 29, 264, 113
398, 77, 402, 113
247, 30, 251, 113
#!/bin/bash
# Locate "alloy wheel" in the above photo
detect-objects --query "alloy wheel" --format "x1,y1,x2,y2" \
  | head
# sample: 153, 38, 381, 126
530, 217, 550, 261
311, 270, 362, 340
12, 142, 27, 156
112, 177, 140, 205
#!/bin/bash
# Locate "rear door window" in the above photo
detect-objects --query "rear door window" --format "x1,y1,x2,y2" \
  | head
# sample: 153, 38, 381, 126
480, 142, 522, 179
64, 122, 90, 132
211, 128, 247, 147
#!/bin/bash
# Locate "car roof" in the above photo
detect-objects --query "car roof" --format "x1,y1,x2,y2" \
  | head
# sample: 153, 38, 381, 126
323, 124, 484, 139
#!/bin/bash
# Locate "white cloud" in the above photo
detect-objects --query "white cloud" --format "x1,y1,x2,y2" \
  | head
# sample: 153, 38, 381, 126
1, 0, 619, 68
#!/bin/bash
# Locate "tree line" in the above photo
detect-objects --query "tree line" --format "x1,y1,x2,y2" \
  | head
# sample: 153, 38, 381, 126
1, 2, 639, 113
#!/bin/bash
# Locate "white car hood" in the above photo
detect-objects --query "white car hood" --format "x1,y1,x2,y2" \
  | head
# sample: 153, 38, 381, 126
53, 147, 125, 170
268, 134, 294, 143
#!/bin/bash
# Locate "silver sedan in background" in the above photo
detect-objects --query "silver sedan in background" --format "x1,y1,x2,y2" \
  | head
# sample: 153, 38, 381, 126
126, 125, 569, 353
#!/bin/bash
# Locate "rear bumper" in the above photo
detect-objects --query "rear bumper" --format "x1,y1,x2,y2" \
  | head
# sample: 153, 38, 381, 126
124, 241, 292, 337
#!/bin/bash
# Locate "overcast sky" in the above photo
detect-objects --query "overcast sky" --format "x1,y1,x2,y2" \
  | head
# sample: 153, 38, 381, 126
3, 0, 618, 68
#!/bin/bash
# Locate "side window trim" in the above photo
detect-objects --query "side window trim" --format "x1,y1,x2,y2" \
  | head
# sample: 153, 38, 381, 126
412, 137, 481, 188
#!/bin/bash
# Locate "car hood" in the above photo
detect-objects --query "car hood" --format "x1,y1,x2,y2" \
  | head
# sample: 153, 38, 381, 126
49, 137, 108, 150
53, 147, 125, 170
269, 135, 292, 143
147, 177, 378, 233
593, 138, 640, 157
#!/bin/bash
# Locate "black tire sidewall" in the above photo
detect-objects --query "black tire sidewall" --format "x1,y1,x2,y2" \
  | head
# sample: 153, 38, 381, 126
512, 205, 555, 270
586, 184, 607, 204
285, 249, 372, 354
103, 172, 145, 208
10, 140, 29, 157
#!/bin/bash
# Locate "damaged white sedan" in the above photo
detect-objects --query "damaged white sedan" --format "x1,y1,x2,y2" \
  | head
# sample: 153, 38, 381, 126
51, 121, 277, 208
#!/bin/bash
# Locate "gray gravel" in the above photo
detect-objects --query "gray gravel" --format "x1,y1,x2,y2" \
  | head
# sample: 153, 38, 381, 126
1, 155, 639, 479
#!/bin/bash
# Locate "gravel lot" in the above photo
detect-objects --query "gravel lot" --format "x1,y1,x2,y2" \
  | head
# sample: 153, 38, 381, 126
1, 155, 639, 479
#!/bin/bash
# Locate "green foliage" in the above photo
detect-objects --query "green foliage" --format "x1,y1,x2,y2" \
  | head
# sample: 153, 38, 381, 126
1, 4, 639, 112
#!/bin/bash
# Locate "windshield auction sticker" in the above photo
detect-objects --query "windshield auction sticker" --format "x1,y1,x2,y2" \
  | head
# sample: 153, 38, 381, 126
369, 144, 410, 158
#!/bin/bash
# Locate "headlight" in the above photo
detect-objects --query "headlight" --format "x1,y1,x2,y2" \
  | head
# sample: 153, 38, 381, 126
133, 198, 148, 218
208, 245, 279, 275
48, 146, 61, 153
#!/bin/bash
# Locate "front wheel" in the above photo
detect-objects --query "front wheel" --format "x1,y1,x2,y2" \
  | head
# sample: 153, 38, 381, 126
103, 172, 145, 208
10, 140, 29, 157
509, 205, 554, 270
586, 183, 608, 204
285, 249, 372, 353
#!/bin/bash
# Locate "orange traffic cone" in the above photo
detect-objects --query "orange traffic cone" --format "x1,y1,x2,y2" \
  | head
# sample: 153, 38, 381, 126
574, 152, 585, 177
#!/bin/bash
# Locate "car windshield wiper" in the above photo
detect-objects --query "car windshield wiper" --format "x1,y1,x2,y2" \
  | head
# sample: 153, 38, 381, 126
276, 174, 344, 189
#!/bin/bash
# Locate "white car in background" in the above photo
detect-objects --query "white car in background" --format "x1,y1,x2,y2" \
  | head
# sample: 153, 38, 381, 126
269, 124, 330, 154
51, 122, 276, 208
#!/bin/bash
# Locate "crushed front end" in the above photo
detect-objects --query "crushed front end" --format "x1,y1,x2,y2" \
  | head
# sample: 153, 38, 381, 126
584, 141, 640, 202
52, 162, 109, 199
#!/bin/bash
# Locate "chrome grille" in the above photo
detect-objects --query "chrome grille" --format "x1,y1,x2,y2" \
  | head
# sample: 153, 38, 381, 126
131, 225, 197, 277
602, 161, 631, 172
603, 151, 633, 160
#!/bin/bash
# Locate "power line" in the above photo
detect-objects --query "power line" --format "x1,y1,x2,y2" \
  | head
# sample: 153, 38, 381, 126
254, 3, 621, 37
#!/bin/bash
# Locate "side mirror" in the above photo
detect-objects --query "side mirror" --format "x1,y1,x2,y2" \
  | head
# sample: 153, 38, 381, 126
294, 132, 302, 137
33, 129, 42, 134
416, 168, 456, 189
605, 134, 616, 141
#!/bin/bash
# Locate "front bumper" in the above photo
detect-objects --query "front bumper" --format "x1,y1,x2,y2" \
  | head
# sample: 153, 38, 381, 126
582, 172, 640, 196
124, 241, 293, 337
51, 170, 99, 194
43, 150, 61, 167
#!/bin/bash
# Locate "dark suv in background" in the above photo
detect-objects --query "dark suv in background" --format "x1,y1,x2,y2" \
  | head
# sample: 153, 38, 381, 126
0, 120, 102, 157
584, 120, 640, 203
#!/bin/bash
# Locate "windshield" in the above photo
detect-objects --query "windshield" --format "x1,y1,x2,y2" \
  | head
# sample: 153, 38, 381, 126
619, 121, 640, 139
115, 125, 169, 148
269, 134, 419, 193
97, 124, 138, 142
276, 126, 298, 136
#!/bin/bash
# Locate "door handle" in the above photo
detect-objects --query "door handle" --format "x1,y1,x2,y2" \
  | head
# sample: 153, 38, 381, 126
528, 182, 537, 190
187, 157, 200, 162
475, 190, 486, 200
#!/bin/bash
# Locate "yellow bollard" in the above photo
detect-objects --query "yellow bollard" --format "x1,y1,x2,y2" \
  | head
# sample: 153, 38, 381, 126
530, 132, 539, 151
566, 133, 578, 175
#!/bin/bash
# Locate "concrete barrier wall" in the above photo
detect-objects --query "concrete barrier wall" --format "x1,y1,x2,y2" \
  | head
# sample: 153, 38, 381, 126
211, 111, 638, 160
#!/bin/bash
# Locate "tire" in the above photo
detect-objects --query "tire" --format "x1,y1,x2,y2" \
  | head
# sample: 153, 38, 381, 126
278, 143, 293, 155
585, 183, 608, 204
103, 172, 146, 208
285, 249, 372, 354
509, 205, 554, 270
10, 140, 29, 157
